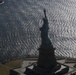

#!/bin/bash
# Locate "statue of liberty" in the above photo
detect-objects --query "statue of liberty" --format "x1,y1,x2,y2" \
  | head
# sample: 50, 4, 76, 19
25, 9, 62, 75
39, 9, 54, 50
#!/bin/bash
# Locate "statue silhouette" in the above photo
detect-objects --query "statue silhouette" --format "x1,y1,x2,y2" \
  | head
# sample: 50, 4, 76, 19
37, 9, 57, 69
25, 9, 69, 75
40, 9, 53, 48
25, 9, 59, 75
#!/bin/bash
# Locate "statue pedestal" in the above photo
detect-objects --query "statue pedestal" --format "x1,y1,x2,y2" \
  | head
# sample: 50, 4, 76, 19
24, 62, 69, 75
25, 46, 61, 75
37, 46, 57, 69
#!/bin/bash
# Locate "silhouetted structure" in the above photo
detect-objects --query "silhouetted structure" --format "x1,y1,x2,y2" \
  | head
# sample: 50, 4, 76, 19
37, 9, 57, 70
25, 9, 58, 75
25, 9, 69, 75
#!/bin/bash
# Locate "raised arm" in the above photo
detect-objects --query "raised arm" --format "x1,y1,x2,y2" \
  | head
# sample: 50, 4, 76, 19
44, 9, 47, 19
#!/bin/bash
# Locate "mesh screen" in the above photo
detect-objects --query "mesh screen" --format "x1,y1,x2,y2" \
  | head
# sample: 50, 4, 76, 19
0, 0, 76, 62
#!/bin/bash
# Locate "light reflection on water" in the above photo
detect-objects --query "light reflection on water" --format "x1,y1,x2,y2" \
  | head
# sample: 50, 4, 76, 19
0, 0, 76, 62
